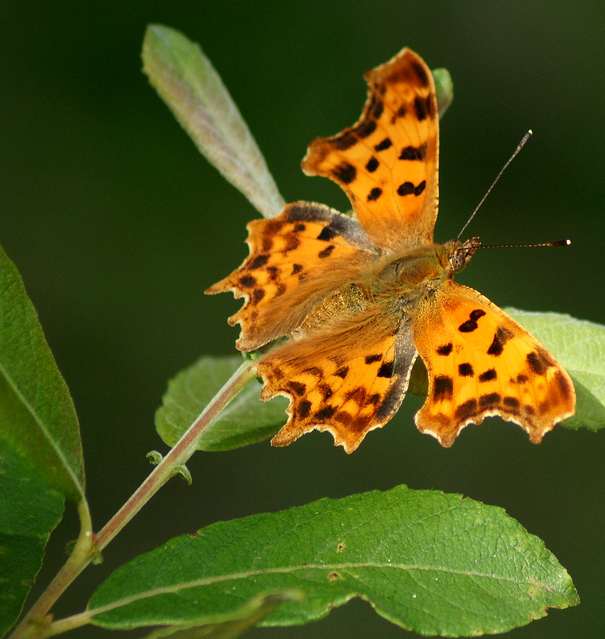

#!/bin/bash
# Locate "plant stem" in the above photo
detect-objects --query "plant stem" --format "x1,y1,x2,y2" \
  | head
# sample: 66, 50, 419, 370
8, 500, 93, 639
10, 359, 256, 639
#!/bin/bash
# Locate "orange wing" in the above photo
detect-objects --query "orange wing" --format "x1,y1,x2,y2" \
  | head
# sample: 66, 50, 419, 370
412, 281, 575, 447
302, 48, 439, 252
257, 309, 417, 453
206, 202, 377, 351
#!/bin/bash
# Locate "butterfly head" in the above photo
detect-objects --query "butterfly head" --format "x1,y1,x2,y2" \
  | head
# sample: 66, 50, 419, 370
444, 236, 481, 274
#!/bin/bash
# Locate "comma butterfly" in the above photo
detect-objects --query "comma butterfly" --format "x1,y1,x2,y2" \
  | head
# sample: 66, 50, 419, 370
207, 48, 575, 453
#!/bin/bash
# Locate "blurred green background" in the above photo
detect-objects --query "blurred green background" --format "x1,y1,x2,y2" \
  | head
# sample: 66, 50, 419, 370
3, 1, 604, 637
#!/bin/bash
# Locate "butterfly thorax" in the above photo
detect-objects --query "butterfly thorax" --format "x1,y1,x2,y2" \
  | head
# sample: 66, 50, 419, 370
374, 236, 480, 296
298, 237, 481, 336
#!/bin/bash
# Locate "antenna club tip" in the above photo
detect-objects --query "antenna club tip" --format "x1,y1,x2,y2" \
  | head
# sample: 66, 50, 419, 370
527, 128, 534, 136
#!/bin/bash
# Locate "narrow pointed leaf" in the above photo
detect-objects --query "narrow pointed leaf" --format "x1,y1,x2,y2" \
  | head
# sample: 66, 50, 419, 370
433, 68, 454, 117
145, 593, 301, 639
0, 245, 85, 499
0, 441, 64, 636
155, 356, 285, 451
88, 486, 577, 637
142, 25, 285, 219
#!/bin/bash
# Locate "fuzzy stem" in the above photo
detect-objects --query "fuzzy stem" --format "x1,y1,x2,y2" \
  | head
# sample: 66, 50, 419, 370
10, 359, 256, 639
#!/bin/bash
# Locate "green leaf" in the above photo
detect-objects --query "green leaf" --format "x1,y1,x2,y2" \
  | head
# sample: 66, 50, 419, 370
142, 25, 285, 219
507, 309, 605, 430
0, 245, 85, 500
0, 441, 64, 637
0, 245, 85, 634
88, 486, 577, 636
433, 68, 454, 117
156, 356, 285, 452
144, 593, 301, 639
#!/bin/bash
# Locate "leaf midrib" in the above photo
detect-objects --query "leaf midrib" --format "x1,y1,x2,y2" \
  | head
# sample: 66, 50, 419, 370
0, 359, 83, 498
91, 560, 559, 620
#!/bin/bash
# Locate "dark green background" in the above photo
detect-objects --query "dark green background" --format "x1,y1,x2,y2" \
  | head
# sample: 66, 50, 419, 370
3, 1, 604, 637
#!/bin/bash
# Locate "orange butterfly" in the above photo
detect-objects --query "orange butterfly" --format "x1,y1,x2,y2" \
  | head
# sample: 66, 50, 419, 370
207, 48, 575, 453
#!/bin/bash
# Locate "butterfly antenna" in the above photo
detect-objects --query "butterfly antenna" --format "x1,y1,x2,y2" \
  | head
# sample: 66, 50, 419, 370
457, 129, 533, 239
480, 239, 572, 249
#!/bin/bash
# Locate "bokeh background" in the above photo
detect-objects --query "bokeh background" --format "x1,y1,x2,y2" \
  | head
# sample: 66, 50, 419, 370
3, 1, 604, 637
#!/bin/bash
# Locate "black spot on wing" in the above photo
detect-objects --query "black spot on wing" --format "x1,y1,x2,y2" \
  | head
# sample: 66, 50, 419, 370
287, 381, 306, 396
487, 327, 514, 356
317, 226, 337, 241
248, 254, 269, 269
332, 130, 357, 150
458, 363, 474, 377
251, 288, 265, 304
239, 275, 256, 288
377, 361, 394, 378
455, 399, 477, 421
399, 144, 427, 161
367, 187, 382, 201
414, 96, 428, 120
365, 156, 379, 172
436, 343, 453, 356
503, 396, 520, 410
365, 354, 382, 364
315, 405, 336, 420
374, 137, 392, 151
353, 119, 376, 138
479, 393, 500, 409
433, 375, 453, 400
479, 368, 497, 382
298, 400, 311, 418
411, 60, 429, 86
333, 162, 356, 184
318, 245, 335, 258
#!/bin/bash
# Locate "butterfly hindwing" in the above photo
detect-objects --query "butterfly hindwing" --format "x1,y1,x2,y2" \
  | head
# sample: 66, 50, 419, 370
257, 309, 417, 453
206, 202, 377, 351
302, 48, 439, 251
412, 281, 575, 446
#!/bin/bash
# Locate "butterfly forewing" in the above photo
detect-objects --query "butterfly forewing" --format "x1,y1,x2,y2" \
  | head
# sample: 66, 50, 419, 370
302, 48, 439, 252
206, 202, 376, 351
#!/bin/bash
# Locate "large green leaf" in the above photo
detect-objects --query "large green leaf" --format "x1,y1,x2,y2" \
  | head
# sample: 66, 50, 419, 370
88, 486, 577, 636
507, 309, 605, 430
0, 245, 84, 499
0, 245, 85, 635
156, 356, 285, 451
142, 25, 285, 219
0, 441, 64, 637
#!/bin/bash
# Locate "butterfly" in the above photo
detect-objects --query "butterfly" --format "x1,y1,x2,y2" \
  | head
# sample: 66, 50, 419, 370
206, 48, 575, 453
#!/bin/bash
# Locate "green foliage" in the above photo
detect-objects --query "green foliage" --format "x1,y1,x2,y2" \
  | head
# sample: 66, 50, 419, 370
155, 356, 285, 451
142, 25, 285, 219
507, 309, 605, 430
0, 245, 85, 500
89, 486, 577, 637
0, 441, 64, 637
432, 68, 454, 117
0, 245, 86, 635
